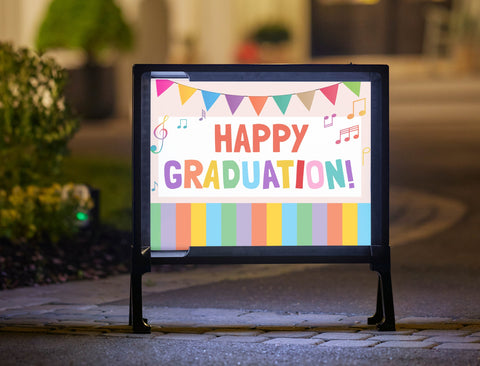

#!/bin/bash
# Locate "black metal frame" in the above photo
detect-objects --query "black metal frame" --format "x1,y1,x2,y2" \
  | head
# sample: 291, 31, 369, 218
130, 64, 394, 333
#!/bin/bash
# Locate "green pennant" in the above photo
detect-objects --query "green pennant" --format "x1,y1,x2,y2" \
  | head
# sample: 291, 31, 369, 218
343, 82, 361, 97
273, 94, 292, 114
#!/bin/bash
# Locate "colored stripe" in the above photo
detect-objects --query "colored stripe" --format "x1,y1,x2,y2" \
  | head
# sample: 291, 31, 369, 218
357, 203, 371, 245
222, 203, 236, 246
191, 203, 206, 246
151, 203, 162, 250
342, 203, 358, 245
206, 203, 221, 246
236, 203, 251, 246
176, 203, 191, 250
252, 203, 266, 246
151, 202, 372, 251
297, 203, 312, 245
327, 203, 342, 245
312, 203, 327, 245
267, 203, 282, 246
282, 203, 297, 245
161, 203, 176, 250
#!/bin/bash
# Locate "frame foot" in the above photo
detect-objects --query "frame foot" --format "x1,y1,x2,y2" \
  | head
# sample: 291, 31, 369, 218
133, 318, 151, 334
369, 253, 396, 331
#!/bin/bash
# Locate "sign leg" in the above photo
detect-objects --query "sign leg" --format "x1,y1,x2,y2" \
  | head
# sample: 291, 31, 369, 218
130, 244, 151, 333
376, 269, 395, 331
130, 271, 151, 333
369, 267, 396, 331
369, 246, 396, 331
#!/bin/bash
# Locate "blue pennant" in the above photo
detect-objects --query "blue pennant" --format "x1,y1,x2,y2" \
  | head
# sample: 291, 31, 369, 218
201, 90, 221, 111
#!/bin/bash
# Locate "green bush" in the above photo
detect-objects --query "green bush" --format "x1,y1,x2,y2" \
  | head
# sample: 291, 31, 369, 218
0, 43, 83, 244
0, 42, 78, 190
0, 183, 93, 244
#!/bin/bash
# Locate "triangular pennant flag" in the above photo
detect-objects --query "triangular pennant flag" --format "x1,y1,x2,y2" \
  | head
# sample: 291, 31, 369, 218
273, 94, 292, 114
320, 84, 339, 105
297, 90, 316, 111
343, 82, 361, 97
249, 96, 268, 116
156, 79, 174, 97
201, 90, 221, 111
225, 94, 244, 114
178, 84, 197, 105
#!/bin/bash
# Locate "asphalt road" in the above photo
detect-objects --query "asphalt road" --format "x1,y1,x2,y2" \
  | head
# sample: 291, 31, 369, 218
2, 334, 478, 366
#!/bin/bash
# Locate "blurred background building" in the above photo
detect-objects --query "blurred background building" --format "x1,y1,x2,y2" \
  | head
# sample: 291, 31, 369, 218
0, 0, 479, 119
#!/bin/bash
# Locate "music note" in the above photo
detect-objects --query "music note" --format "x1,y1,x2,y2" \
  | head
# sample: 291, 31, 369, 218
362, 147, 371, 166
335, 125, 359, 144
324, 113, 336, 128
152, 182, 158, 191
177, 118, 188, 129
347, 98, 366, 119
152, 115, 168, 154
199, 109, 206, 121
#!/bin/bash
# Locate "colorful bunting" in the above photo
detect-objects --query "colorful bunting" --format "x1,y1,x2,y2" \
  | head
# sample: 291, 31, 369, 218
343, 82, 361, 97
273, 94, 292, 114
178, 84, 197, 105
249, 96, 268, 116
201, 90, 221, 111
320, 84, 339, 105
297, 90, 316, 111
156, 79, 174, 97
225, 94, 244, 114
156, 80, 364, 115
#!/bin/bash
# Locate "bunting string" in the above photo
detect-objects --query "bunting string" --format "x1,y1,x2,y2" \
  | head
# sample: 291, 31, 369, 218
155, 79, 362, 116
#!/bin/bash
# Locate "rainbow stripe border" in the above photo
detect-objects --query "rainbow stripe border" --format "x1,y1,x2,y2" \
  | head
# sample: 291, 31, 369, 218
151, 203, 370, 250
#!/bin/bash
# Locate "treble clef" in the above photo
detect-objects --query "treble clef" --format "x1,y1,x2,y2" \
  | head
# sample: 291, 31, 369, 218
151, 115, 168, 154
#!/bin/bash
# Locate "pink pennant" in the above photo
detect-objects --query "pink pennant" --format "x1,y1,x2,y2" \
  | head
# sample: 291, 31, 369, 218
156, 80, 174, 97
320, 84, 339, 105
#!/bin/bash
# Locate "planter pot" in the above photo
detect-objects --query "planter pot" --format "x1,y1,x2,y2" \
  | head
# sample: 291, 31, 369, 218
65, 64, 115, 119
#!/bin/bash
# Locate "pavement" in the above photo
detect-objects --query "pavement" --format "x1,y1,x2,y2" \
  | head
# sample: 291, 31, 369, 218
2, 58, 480, 365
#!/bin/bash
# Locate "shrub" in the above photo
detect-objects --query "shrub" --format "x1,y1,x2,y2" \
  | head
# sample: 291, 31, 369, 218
0, 42, 79, 190
0, 183, 93, 244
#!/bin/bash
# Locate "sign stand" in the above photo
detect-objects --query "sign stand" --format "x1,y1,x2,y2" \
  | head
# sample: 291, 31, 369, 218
130, 64, 395, 333
130, 247, 395, 333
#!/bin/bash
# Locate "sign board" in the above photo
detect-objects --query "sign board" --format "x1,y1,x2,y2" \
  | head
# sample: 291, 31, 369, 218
131, 64, 394, 333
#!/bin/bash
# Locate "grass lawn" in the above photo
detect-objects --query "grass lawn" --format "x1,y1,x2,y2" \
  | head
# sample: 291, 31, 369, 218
60, 156, 132, 231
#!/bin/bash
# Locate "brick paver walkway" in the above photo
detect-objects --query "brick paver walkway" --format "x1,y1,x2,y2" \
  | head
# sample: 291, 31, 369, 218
1, 305, 479, 350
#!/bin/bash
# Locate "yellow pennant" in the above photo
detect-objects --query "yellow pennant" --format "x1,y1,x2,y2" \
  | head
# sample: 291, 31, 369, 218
178, 84, 197, 105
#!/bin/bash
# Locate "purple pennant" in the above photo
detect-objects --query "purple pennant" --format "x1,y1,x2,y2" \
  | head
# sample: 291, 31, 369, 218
225, 94, 244, 115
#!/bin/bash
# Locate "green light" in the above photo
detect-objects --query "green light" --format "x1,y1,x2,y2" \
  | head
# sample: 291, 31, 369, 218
76, 212, 89, 221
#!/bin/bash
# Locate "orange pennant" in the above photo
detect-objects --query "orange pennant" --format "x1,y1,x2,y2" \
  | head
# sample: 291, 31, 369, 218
178, 84, 197, 105
249, 96, 268, 116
